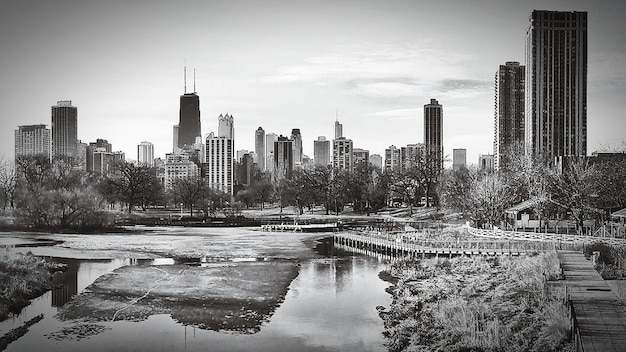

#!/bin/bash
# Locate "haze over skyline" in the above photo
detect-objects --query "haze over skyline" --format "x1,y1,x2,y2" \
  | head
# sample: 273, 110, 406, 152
1, 0, 625, 165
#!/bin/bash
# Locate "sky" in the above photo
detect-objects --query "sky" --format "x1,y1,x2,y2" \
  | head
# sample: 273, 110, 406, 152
1, 0, 625, 166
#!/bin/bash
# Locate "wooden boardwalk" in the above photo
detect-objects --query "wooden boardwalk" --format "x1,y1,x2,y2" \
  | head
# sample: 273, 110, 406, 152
559, 251, 626, 352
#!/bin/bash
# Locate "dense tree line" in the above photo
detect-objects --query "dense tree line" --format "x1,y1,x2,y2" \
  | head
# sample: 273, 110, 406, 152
441, 145, 626, 234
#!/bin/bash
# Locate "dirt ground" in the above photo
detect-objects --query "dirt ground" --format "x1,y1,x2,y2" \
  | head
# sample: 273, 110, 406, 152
57, 261, 300, 333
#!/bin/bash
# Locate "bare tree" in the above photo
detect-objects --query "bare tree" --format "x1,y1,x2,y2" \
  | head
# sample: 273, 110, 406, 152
551, 157, 601, 234
169, 176, 209, 218
103, 161, 161, 214
0, 157, 16, 210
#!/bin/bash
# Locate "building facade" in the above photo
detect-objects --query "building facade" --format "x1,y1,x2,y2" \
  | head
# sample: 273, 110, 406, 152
205, 132, 234, 196
164, 152, 199, 190
525, 10, 588, 161
332, 137, 353, 172
51, 100, 78, 158
265, 133, 278, 175
478, 154, 495, 172
352, 148, 370, 168
313, 136, 330, 166
495, 61, 525, 170
255, 127, 265, 171
15, 124, 50, 158
424, 99, 443, 169
137, 141, 154, 167
218, 113, 234, 139
273, 136, 293, 182
452, 148, 467, 172
334, 120, 343, 139
385, 145, 401, 171
178, 93, 201, 149
291, 128, 303, 165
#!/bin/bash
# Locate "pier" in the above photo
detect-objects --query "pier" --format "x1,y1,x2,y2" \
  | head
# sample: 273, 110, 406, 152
559, 251, 626, 352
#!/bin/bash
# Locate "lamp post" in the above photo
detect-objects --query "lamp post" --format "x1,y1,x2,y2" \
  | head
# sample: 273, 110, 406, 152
180, 203, 183, 218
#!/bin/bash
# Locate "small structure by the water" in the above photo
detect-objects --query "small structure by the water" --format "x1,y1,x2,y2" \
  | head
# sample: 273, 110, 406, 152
261, 223, 339, 233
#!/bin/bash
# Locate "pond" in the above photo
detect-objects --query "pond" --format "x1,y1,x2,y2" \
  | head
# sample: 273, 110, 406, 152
0, 228, 391, 352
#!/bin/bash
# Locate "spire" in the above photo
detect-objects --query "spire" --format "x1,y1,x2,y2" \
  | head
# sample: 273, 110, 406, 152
184, 60, 187, 93
193, 69, 196, 93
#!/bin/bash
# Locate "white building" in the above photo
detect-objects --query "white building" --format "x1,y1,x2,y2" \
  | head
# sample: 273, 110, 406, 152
137, 141, 154, 167
205, 132, 234, 196
15, 124, 50, 158
164, 152, 198, 190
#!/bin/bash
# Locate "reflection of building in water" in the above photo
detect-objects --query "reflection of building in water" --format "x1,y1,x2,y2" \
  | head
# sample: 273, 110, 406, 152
52, 258, 79, 307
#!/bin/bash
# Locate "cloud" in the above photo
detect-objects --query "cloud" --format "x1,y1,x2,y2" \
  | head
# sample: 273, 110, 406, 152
261, 42, 489, 102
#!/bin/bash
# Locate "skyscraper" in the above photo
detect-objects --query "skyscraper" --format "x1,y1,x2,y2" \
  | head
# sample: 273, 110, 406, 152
495, 61, 525, 170
313, 136, 330, 166
334, 120, 343, 139
51, 100, 78, 158
424, 99, 443, 169
206, 132, 234, 196
291, 128, 303, 164
206, 114, 235, 196
172, 125, 179, 152
255, 127, 265, 171
137, 141, 155, 167
178, 92, 201, 149
265, 133, 278, 174
526, 10, 587, 160
273, 136, 293, 181
15, 124, 50, 158
218, 114, 234, 139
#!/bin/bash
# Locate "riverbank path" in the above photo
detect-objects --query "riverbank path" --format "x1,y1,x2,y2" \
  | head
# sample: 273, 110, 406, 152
558, 251, 626, 352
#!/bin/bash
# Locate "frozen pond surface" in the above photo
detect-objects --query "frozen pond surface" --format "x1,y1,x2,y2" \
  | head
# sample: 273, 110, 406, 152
0, 227, 391, 351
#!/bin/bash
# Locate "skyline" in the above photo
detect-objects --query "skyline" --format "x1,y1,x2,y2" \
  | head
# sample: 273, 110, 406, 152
2, 1, 626, 165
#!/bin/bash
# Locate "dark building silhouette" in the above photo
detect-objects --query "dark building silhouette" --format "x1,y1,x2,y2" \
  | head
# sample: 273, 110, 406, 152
495, 61, 525, 170
178, 92, 201, 149
273, 135, 293, 181
51, 100, 78, 158
526, 10, 587, 161
424, 98, 443, 170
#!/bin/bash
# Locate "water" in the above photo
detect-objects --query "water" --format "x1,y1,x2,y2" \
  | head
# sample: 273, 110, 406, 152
0, 229, 391, 351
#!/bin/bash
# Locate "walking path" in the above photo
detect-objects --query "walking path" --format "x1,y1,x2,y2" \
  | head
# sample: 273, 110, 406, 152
559, 251, 626, 352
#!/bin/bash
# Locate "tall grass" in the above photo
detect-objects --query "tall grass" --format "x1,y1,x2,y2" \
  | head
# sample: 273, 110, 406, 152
379, 251, 572, 352
0, 250, 63, 321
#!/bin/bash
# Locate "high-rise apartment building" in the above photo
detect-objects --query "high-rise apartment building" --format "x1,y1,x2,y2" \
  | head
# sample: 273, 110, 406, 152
15, 124, 50, 158
51, 100, 78, 158
495, 61, 525, 170
526, 10, 587, 160
291, 128, 303, 165
333, 137, 353, 172
313, 136, 330, 166
424, 99, 443, 169
205, 132, 234, 195
178, 92, 201, 149
255, 127, 265, 171
273, 136, 293, 181
204, 114, 235, 196
401, 143, 426, 170
352, 148, 370, 168
137, 141, 154, 167
452, 148, 467, 172
385, 145, 401, 171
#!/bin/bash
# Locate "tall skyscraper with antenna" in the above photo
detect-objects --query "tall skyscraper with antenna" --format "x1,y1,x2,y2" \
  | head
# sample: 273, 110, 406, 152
177, 66, 201, 149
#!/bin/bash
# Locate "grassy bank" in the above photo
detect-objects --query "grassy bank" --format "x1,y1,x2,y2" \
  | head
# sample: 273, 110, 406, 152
0, 251, 64, 321
378, 252, 572, 352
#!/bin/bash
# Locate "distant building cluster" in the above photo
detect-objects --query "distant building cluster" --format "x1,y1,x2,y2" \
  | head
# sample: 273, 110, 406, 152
14, 10, 591, 197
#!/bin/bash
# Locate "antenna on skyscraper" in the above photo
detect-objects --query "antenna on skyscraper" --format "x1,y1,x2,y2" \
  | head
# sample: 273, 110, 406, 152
184, 59, 187, 93
194, 69, 196, 93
